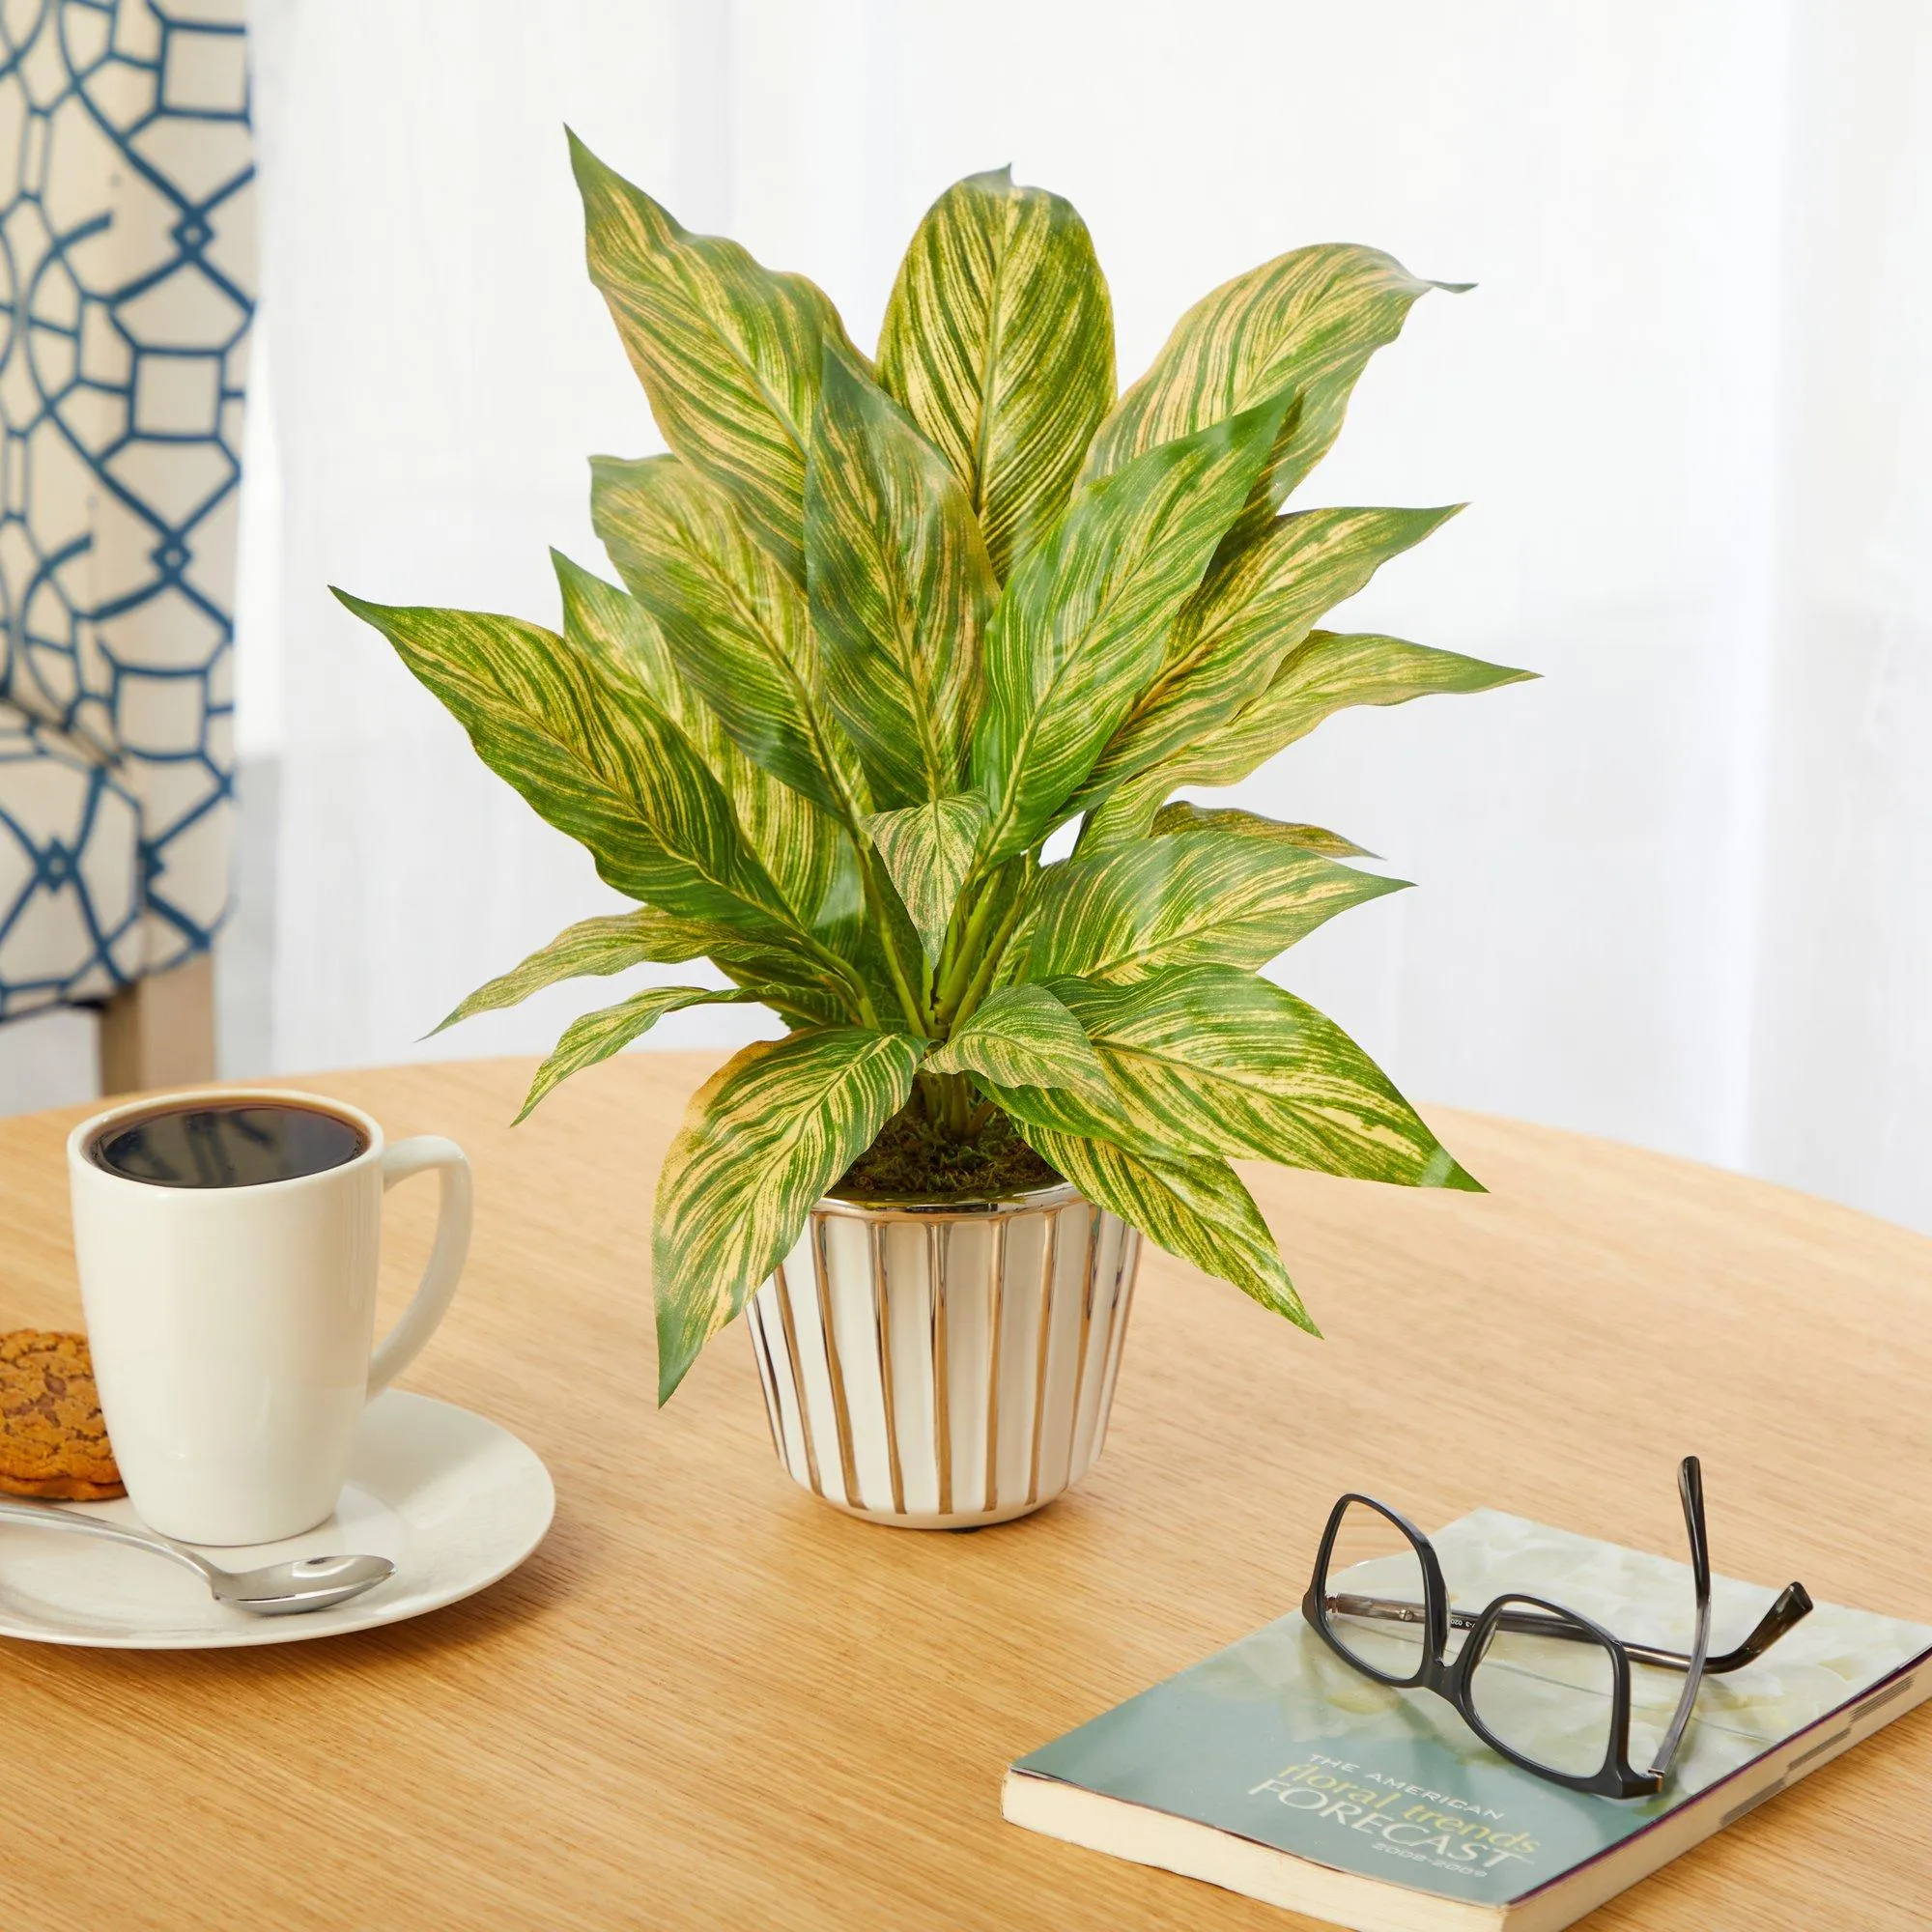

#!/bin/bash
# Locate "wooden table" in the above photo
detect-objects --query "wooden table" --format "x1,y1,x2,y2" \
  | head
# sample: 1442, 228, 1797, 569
2, 1056, 1927, 1930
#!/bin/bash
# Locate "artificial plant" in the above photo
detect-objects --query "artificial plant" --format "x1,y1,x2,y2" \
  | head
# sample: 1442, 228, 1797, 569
338, 137, 1532, 1401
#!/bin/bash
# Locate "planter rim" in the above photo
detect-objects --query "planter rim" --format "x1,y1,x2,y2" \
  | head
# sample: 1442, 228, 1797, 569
813, 1179, 1082, 1221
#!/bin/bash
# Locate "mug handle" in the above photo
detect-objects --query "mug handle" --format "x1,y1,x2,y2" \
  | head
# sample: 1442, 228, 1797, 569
368, 1136, 474, 1396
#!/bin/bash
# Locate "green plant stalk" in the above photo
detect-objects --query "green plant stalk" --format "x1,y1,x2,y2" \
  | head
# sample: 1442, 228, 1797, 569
944, 880, 1033, 1035
931, 865, 1008, 1027
910, 1066, 975, 1135
929, 905, 972, 1026
934, 1068, 975, 1134
798, 929, 883, 1030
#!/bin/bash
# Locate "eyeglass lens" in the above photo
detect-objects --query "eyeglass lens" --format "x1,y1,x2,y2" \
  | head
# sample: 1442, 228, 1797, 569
1466, 1597, 1617, 1776
1323, 1499, 1430, 1682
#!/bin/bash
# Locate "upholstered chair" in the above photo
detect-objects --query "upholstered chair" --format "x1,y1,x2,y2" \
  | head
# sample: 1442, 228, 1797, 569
0, 1, 255, 1093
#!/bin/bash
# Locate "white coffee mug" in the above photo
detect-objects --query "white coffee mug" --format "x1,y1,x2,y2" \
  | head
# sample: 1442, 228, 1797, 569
68, 1087, 472, 1546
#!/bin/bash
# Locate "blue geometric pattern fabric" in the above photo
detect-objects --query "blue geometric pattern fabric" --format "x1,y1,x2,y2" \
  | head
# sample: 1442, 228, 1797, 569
0, 706, 141, 1008
0, 0, 254, 1023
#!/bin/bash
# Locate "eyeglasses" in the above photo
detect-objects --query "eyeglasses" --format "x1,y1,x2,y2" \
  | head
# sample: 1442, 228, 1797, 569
1300, 1458, 1814, 1799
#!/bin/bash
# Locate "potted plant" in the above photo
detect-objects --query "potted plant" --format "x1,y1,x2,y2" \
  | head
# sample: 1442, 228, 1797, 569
338, 139, 1530, 1528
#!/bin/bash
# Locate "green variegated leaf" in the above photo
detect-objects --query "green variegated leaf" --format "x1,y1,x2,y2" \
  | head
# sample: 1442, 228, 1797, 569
1009, 1122, 1316, 1333
1084, 244, 1465, 553
926, 983, 1110, 1098
864, 792, 987, 959
434, 909, 697, 1035
1205, 628, 1538, 782
331, 592, 821, 958
1018, 831, 1406, 984
553, 548, 862, 942
551, 545, 682, 704
805, 352, 996, 808
877, 168, 1115, 582
517, 984, 762, 1123
1072, 505, 1462, 816
1053, 965, 1479, 1187
569, 130, 865, 584
589, 455, 870, 822
1084, 630, 1535, 852
619, 910, 853, 1026
1151, 803, 1374, 859
972, 391, 1291, 863
980, 1064, 1167, 1155
653, 1028, 924, 1401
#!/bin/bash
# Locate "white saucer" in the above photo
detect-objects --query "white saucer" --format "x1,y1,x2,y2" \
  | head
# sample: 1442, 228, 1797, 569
0, 1391, 554, 1649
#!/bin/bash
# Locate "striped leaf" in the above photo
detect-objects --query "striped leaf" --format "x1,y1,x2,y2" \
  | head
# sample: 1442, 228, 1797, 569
444, 900, 846, 1032
805, 352, 996, 809
332, 592, 814, 955
589, 454, 870, 822
927, 983, 1110, 1098
1151, 803, 1373, 859
972, 391, 1291, 863
517, 984, 760, 1123
1054, 965, 1480, 1187
864, 792, 987, 960
1010, 1122, 1316, 1333
979, 1063, 1167, 1156
551, 545, 682, 703
553, 548, 862, 943
1018, 830, 1406, 984
1071, 504, 1462, 816
653, 1028, 924, 1402
434, 909, 702, 1035
1201, 628, 1537, 784
877, 167, 1115, 582
608, 909, 853, 1027
1083, 244, 1465, 549
969, 1065, 1318, 1324
1083, 629, 1534, 852
569, 130, 865, 585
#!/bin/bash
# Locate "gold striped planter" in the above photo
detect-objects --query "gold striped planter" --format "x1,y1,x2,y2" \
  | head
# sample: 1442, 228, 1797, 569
744, 1183, 1141, 1528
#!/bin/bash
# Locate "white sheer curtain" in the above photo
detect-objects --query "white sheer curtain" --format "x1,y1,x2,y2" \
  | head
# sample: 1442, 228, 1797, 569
237, 0, 1932, 1234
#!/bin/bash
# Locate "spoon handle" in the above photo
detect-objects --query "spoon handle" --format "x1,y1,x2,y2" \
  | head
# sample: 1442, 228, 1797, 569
0, 1497, 219, 1583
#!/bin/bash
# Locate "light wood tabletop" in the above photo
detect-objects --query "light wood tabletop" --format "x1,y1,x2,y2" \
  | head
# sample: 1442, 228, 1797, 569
2, 1054, 1927, 1930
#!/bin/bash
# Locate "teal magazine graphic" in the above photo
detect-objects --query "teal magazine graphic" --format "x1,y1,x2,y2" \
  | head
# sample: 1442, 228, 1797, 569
1009, 1511, 1931, 1923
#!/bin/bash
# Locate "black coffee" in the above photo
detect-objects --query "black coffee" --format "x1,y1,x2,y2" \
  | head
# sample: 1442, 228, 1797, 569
90, 1101, 367, 1189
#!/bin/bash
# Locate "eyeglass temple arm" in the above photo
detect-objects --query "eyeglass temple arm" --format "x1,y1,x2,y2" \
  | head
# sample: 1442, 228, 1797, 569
1325, 1579, 1810, 1677
1644, 1456, 1714, 1778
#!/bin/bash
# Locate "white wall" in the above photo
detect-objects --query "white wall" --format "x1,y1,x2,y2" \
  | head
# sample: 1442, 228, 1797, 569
16, 0, 1905, 1231
1742, 4, 1932, 1225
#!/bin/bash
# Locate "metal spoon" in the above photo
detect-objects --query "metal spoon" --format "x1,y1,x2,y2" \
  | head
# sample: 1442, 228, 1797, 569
0, 1497, 393, 1615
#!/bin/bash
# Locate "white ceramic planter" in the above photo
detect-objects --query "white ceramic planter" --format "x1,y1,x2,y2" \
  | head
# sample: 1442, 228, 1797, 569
744, 1183, 1142, 1528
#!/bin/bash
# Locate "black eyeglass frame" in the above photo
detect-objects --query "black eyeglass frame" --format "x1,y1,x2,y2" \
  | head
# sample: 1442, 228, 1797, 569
1299, 1459, 1809, 1800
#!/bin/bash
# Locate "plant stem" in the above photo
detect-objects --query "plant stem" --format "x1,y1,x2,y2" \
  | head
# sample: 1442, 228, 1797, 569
798, 933, 881, 1030
938, 1070, 973, 1135
932, 867, 1006, 1026
947, 886, 1030, 1034
911, 1069, 975, 1138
